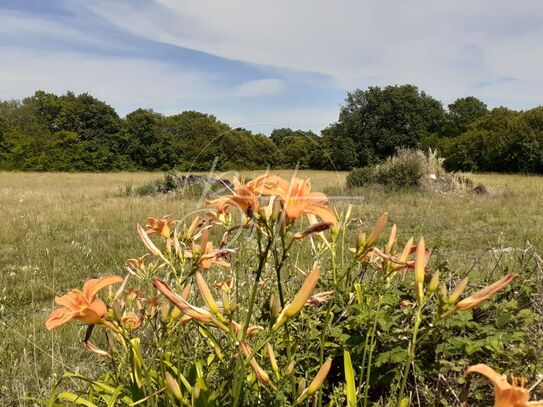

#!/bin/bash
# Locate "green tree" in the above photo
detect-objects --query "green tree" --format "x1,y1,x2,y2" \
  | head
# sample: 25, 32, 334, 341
445, 96, 489, 137
270, 128, 322, 168
124, 109, 166, 169
319, 128, 357, 170
328, 85, 446, 166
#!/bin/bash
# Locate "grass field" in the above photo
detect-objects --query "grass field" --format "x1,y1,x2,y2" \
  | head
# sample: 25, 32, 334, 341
0, 170, 542, 404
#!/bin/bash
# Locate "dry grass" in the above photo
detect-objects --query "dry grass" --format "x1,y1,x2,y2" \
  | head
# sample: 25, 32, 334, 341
0, 170, 541, 404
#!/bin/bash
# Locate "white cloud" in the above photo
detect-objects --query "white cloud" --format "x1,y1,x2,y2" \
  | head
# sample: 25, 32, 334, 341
85, 0, 543, 108
237, 79, 285, 97
0, 47, 221, 114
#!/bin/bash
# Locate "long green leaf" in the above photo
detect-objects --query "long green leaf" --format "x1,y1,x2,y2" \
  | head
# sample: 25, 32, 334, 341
57, 392, 98, 407
344, 350, 357, 407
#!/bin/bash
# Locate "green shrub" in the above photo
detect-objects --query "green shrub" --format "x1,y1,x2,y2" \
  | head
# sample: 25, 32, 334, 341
346, 166, 376, 187
346, 149, 472, 192
376, 159, 422, 189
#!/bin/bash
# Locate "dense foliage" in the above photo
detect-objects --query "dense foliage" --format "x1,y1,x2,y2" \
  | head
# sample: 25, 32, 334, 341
1, 88, 542, 172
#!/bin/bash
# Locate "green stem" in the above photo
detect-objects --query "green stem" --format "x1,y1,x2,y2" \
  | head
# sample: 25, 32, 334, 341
397, 303, 423, 405
362, 294, 383, 406
232, 231, 273, 407
317, 301, 334, 407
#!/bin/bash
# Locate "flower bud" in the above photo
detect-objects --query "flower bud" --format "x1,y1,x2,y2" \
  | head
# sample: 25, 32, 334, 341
165, 372, 183, 401
297, 378, 307, 397
414, 237, 426, 302
293, 222, 333, 240
296, 358, 332, 403
195, 272, 225, 321
366, 213, 388, 247
455, 274, 515, 311
267, 343, 280, 379
269, 294, 281, 320
160, 302, 170, 322
428, 271, 440, 292
447, 277, 469, 304
385, 224, 397, 255
272, 266, 320, 330
439, 283, 448, 303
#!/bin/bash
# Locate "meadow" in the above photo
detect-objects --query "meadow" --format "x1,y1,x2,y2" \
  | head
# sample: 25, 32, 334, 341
0, 170, 542, 405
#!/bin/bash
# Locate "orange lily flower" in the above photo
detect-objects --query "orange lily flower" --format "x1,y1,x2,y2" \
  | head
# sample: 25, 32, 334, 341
46, 275, 123, 330
121, 311, 142, 331
126, 254, 149, 271
206, 177, 260, 217
465, 364, 543, 406
145, 216, 177, 238
198, 241, 231, 269
260, 175, 336, 224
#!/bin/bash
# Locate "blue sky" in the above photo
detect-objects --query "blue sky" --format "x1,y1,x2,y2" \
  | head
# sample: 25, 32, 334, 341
1, 0, 542, 134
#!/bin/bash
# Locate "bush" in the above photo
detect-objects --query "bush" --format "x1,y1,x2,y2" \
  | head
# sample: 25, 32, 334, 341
346, 149, 472, 192
346, 166, 376, 187
376, 159, 422, 189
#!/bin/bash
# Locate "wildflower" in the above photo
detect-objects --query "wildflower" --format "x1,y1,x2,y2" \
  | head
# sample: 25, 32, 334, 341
213, 278, 234, 292
126, 254, 149, 271
121, 312, 141, 331
146, 216, 177, 238
46, 275, 123, 330
198, 242, 231, 269
206, 177, 260, 218
268, 177, 337, 224
273, 265, 320, 330
464, 363, 543, 406
455, 273, 516, 311
297, 358, 332, 403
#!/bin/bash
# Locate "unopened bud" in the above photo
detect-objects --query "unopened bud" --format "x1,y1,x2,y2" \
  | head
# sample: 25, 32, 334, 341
428, 271, 440, 292
165, 372, 183, 401
269, 294, 281, 320
111, 300, 124, 322
160, 302, 170, 322
447, 277, 469, 304
357, 232, 367, 252
267, 343, 280, 379
297, 358, 332, 403
286, 360, 296, 376
366, 213, 388, 247
297, 378, 307, 397
439, 283, 448, 303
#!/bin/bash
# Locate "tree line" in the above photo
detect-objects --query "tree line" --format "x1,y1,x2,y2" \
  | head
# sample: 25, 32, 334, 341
0, 87, 542, 172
